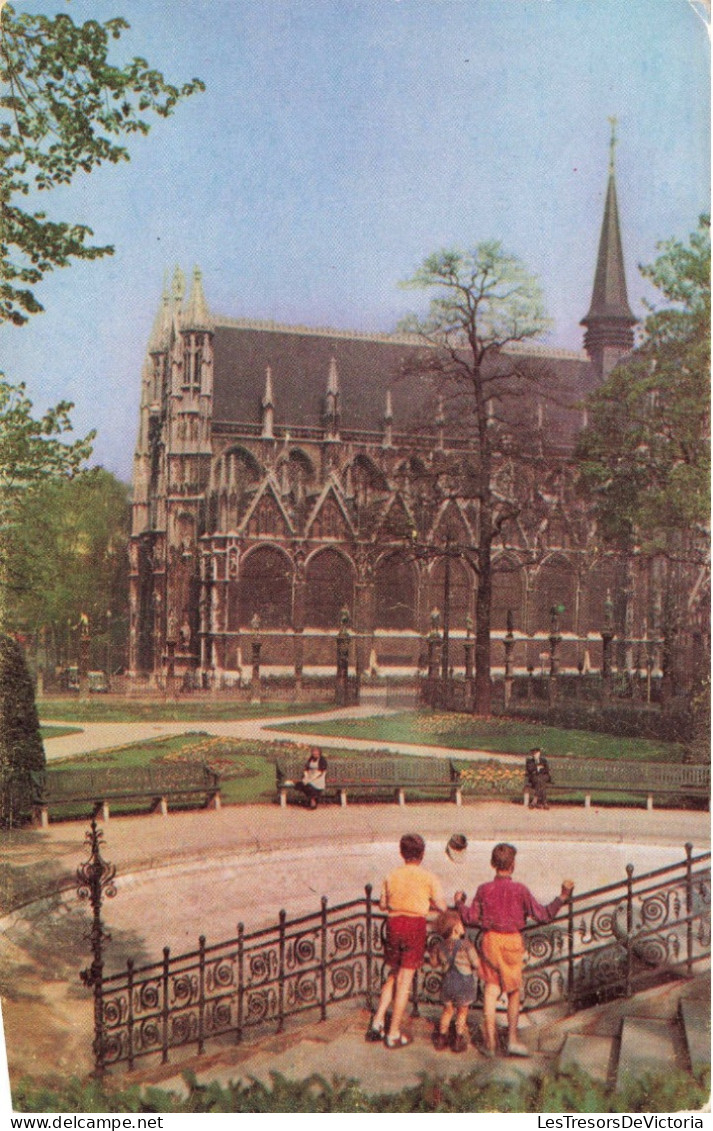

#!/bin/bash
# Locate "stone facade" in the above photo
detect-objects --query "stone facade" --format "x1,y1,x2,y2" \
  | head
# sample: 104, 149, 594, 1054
129, 159, 667, 686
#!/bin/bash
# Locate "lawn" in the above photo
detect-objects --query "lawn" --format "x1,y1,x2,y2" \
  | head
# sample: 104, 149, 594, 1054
269, 710, 684, 762
36, 697, 335, 724
46, 734, 518, 810
40, 724, 83, 740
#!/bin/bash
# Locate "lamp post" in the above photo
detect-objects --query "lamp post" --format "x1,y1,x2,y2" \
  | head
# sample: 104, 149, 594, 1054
548, 603, 564, 703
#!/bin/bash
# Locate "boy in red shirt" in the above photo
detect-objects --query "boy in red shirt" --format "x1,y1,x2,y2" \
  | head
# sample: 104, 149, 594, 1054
367, 833, 446, 1048
455, 842, 574, 1057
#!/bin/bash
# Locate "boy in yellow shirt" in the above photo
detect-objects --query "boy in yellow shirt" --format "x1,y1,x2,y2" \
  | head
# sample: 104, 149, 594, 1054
367, 833, 446, 1048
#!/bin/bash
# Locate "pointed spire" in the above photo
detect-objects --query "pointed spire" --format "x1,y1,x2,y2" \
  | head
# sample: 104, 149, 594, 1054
325, 356, 340, 438
183, 265, 214, 331
147, 272, 172, 353
383, 389, 393, 448
172, 265, 186, 305
581, 124, 636, 378
327, 356, 339, 395
261, 366, 275, 438
262, 365, 274, 408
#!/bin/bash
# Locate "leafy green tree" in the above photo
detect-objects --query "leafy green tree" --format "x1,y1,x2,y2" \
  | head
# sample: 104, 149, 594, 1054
577, 216, 710, 696
0, 375, 94, 629
399, 244, 551, 715
0, 3, 204, 323
6, 467, 130, 672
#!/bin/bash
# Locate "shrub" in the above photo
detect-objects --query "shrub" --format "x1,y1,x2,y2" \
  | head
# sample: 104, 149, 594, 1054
0, 635, 45, 826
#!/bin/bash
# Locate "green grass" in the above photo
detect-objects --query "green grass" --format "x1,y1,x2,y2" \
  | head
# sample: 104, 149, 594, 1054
40, 724, 83, 740
36, 696, 334, 723
270, 710, 683, 762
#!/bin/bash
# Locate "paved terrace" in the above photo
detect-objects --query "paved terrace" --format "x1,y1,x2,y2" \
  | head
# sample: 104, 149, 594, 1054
1, 705, 706, 1099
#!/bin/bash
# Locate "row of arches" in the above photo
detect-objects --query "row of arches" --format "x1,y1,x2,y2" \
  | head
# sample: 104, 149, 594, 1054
221, 545, 624, 634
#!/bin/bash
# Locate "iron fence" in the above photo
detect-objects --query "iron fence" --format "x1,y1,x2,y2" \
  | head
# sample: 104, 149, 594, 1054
93, 845, 710, 1074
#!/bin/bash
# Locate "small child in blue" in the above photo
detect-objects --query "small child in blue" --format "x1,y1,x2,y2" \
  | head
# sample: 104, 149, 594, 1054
430, 909, 484, 1052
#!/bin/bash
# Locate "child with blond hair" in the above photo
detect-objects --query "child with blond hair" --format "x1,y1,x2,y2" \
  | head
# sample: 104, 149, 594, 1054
430, 909, 484, 1053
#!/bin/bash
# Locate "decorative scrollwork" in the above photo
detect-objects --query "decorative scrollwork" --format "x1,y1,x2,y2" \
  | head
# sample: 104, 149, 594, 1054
329, 963, 358, 1000
287, 932, 317, 969
207, 957, 235, 991
102, 994, 127, 1028
248, 948, 278, 985
205, 996, 233, 1033
170, 1011, 197, 1046
136, 980, 160, 1012
137, 1018, 161, 1050
246, 988, 275, 1023
331, 923, 362, 958
170, 973, 197, 1005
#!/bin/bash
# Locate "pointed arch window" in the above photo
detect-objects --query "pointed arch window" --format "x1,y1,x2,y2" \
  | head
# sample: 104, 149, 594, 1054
182, 333, 204, 391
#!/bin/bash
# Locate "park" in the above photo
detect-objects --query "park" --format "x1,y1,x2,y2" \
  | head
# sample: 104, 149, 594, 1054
0, 0, 709, 1117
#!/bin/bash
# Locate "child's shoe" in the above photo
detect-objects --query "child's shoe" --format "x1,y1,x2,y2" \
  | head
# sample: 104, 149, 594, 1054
432, 1030, 449, 1051
451, 1033, 468, 1053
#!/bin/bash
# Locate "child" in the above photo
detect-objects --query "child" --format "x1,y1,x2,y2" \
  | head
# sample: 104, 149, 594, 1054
366, 833, 446, 1049
455, 842, 574, 1057
430, 909, 484, 1053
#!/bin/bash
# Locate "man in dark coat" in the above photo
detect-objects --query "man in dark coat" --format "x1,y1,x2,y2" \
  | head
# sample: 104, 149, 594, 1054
525, 747, 551, 809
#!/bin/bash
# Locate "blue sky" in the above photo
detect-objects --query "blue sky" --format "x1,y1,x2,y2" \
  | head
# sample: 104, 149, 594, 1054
3, 0, 710, 481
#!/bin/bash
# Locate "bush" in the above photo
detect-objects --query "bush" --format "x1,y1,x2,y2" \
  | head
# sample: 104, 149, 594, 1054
500, 700, 693, 743
0, 635, 45, 826
12, 1065, 711, 1114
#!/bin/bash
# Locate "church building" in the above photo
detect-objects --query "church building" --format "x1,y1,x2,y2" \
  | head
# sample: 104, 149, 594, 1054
129, 149, 657, 687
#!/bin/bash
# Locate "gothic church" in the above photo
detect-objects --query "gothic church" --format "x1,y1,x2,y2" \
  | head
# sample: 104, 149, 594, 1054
129, 151, 652, 686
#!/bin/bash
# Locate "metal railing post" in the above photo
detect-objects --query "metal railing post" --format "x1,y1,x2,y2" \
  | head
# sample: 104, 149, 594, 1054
126, 959, 134, 1070
197, 935, 206, 1055
625, 864, 634, 997
278, 909, 286, 1033
320, 896, 328, 1021
685, 842, 694, 976
236, 923, 244, 1044
77, 819, 117, 1079
566, 897, 575, 1006
161, 947, 170, 1064
365, 884, 373, 1012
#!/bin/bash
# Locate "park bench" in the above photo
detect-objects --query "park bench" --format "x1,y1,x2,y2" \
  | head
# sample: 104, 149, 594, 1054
276, 755, 462, 808
33, 762, 221, 826
523, 757, 709, 811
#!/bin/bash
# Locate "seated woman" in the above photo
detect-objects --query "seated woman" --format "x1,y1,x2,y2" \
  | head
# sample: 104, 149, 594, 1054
295, 747, 328, 809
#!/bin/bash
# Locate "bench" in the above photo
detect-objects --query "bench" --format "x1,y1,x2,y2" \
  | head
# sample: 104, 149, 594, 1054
33, 763, 221, 826
276, 755, 462, 808
523, 757, 709, 811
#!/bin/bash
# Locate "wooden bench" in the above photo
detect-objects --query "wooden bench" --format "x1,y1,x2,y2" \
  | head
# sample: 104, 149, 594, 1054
523, 757, 709, 811
33, 763, 221, 826
276, 755, 462, 808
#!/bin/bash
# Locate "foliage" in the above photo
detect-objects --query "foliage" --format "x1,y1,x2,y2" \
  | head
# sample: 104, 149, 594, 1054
502, 701, 693, 746
12, 1064, 710, 1113
0, 375, 94, 629
0, 632, 45, 825
399, 244, 551, 714
6, 467, 129, 663
33, 697, 335, 721
0, 3, 204, 324
577, 216, 710, 552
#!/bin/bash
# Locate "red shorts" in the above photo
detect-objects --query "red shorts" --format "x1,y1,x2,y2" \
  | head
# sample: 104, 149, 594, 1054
384, 915, 427, 971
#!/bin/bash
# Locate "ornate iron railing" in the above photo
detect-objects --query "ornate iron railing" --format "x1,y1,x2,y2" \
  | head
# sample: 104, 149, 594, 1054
93, 844, 710, 1074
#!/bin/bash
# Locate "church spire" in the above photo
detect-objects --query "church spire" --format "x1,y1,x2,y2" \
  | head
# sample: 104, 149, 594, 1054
261, 366, 275, 438
147, 271, 172, 353
581, 119, 636, 380
183, 265, 214, 331
325, 356, 340, 438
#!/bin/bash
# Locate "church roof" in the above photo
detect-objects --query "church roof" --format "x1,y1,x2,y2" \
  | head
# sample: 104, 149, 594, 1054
211, 317, 595, 446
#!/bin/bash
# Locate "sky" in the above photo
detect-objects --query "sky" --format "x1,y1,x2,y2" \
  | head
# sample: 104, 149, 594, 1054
2, 0, 710, 482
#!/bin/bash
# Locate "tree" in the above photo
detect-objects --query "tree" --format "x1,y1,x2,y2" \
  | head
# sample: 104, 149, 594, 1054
399, 244, 551, 714
6, 467, 130, 671
577, 216, 710, 695
1, 3, 204, 323
0, 374, 94, 629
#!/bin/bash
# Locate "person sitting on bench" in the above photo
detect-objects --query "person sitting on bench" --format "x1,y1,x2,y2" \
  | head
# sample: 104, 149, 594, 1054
294, 747, 327, 809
